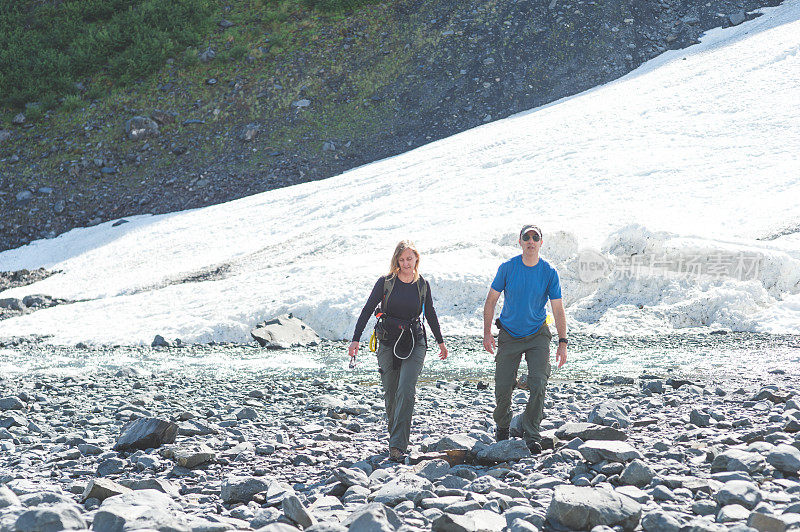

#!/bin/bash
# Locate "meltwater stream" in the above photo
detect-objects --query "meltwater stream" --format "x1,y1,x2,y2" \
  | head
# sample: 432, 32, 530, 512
2, 333, 799, 383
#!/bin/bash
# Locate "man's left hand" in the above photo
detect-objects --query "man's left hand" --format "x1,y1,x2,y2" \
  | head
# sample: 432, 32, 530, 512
556, 344, 567, 368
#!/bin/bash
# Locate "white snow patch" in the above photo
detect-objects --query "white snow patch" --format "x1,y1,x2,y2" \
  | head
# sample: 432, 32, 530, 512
1, 1, 799, 344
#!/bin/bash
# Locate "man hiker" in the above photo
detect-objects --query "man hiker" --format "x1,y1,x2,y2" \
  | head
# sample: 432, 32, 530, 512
483, 224, 568, 453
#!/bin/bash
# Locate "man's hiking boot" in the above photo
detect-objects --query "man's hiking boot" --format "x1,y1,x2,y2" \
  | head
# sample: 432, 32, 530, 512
389, 447, 405, 462
495, 427, 510, 441
525, 438, 542, 455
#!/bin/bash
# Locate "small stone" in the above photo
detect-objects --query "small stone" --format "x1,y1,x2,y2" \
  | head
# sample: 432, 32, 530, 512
114, 417, 177, 451
235, 407, 258, 420
619, 459, 655, 487
282, 494, 315, 528
546, 485, 641, 531
221, 475, 274, 503
97, 457, 125, 476
588, 400, 630, 428
81, 478, 131, 502
124, 116, 159, 140
578, 441, 643, 463
729, 11, 746, 26
151, 334, 170, 347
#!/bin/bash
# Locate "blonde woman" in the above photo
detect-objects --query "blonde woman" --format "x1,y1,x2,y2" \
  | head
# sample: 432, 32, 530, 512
348, 240, 448, 461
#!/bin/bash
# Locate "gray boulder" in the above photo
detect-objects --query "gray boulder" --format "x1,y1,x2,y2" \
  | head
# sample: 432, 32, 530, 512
0, 484, 21, 508
81, 479, 131, 502
546, 485, 641, 531
578, 441, 643, 463
221, 476, 274, 503
714, 480, 762, 510
641, 510, 682, 532
251, 315, 320, 348
14, 504, 86, 532
710, 449, 767, 474
588, 400, 630, 428
476, 439, 531, 462
619, 459, 655, 487
333, 467, 370, 488
282, 494, 315, 528
172, 444, 215, 468
436, 434, 482, 453
370, 474, 434, 506
124, 116, 159, 140
342, 503, 402, 530
415, 459, 451, 481
766, 444, 800, 474
0, 396, 24, 411
555, 423, 627, 441
690, 409, 711, 427
114, 417, 177, 451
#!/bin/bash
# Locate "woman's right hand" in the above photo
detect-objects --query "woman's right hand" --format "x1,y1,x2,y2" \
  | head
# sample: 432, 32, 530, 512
347, 341, 359, 359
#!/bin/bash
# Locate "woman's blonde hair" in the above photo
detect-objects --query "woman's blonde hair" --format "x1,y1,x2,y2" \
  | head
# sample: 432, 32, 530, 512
388, 240, 420, 281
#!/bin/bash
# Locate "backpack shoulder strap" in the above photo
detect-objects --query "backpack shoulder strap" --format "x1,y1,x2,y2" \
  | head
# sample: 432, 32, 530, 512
382, 275, 395, 313
417, 276, 427, 315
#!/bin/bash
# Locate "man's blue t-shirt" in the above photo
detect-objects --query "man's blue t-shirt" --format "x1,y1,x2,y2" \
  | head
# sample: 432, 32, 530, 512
491, 255, 562, 338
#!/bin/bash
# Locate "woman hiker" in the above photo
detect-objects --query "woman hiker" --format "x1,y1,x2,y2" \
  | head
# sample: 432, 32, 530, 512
348, 240, 448, 462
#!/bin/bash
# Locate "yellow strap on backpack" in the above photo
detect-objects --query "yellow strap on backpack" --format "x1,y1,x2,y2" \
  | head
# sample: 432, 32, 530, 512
546, 314, 554, 325
369, 330, 377, 352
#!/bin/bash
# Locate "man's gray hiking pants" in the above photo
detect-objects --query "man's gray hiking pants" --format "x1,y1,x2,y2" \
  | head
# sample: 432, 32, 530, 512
493, 323, 552, 439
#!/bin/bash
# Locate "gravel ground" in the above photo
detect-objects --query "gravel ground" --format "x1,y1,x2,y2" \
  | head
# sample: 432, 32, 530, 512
1, 334, 799, 531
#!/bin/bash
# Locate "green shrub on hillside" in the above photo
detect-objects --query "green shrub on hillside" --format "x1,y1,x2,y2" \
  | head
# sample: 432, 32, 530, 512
0, 0, 215, 109
301, 0, 378, 13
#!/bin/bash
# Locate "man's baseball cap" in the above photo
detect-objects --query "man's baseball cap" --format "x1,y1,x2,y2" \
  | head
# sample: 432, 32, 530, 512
520, 225, 542, 239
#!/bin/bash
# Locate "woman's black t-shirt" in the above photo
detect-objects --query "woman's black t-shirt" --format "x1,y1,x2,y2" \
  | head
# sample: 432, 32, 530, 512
352, 275, 444, 344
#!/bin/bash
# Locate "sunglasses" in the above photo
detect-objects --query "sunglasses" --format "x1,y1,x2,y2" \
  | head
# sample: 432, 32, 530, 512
522, 233, 541, 242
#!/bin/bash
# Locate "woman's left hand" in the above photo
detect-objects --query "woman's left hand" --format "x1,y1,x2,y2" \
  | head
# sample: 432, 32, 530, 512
438, 343, 448, 360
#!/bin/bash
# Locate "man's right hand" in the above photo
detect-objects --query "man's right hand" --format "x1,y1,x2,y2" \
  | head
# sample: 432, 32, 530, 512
483, 334, 496, 355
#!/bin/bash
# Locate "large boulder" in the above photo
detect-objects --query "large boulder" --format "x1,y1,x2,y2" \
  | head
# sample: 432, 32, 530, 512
714, 480, 762, 510
587, 400, 630, 428
710, 449, 767, 474
251, 314, 320, 348
476, 439, 531, 462
546, 485, 641, 531
619, 459, 655, 487
555, 422, 627, 441
0, 484, 21, 508
81, 479, 131, 502
221, 476, 274, 503
369, 474, 434, 506
578, 441, 643, 464
436, 434, 482, 453
14, 504, 87, 532
114, 417, 177, 451
766, 444, 800, 474
341, 503, 402, 530
432, 509, 506, 531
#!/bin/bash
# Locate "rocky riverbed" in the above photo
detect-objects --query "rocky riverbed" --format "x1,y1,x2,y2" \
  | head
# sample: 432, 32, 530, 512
1, 335, 800, 531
